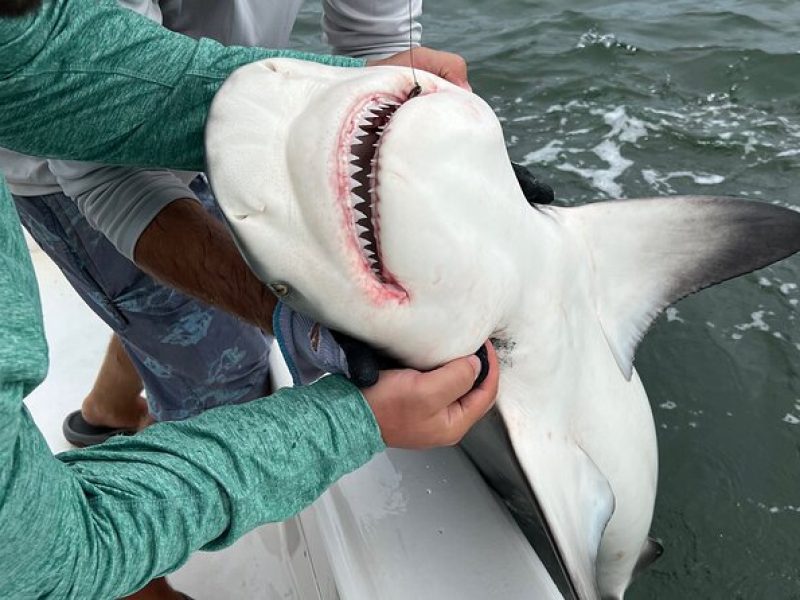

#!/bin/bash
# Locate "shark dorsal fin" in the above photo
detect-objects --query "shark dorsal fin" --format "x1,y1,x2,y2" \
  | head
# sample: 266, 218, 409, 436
566, 196, 800, 380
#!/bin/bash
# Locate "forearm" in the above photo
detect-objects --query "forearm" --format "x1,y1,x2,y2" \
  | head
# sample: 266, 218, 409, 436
1, 376, 383, 599
51, 160, 198, 259
134, 199, 276, 331
0, 0, 365, 171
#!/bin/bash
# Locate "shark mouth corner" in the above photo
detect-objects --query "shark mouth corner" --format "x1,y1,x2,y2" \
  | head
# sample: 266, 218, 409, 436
341, 95, 408, 298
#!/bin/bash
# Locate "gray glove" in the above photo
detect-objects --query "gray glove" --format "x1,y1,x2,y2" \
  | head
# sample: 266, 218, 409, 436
273, 301, 489, 389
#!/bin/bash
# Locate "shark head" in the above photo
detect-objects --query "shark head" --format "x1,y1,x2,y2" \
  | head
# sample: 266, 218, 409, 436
206, 59, 800, 600
205, 59, 529, 367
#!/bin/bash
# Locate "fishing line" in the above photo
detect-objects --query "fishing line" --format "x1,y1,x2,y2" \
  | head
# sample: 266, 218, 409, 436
407, 0, 421, 99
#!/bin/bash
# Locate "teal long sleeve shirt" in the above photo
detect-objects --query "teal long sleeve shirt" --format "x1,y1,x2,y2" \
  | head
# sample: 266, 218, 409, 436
0, 1, 385, 597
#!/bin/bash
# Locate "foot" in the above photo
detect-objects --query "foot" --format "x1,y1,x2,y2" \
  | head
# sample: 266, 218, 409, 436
81, 393, 153, 432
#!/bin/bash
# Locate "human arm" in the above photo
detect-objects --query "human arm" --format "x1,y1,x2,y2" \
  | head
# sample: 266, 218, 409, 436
48, 159, 200, 260
0, 176, 379, 596
0, 0, 364, 171
2, 359, 497, 599
1, 374, 384, 599
2, 183, 498, 598
47, 163, 275, 329
133, 198, 276, 331
0, 0, 361, 330
2, 174, 499, 597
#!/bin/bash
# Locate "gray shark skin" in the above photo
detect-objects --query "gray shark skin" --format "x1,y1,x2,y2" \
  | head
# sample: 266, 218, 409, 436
203, 58, 800, 599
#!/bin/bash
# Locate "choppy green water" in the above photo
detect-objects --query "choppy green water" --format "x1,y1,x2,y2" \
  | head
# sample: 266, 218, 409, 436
294, 3, 800, 598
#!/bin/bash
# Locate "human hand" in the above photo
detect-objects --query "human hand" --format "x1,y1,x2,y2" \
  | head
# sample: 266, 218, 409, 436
362, 341, 499, 449
368, 47, 470, 91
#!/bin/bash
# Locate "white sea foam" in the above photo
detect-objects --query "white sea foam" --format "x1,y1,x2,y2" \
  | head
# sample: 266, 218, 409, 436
779, 283, 797, 295
782, 414, 800, 425
576, 29, 638, 53
666, 307, 684, 323
520, 105, 653, 197
511, 95, 800, 202
659, 401, 677, 410
734, 310, 770, 332
523, 140, 564, 164
642, 169, 725, 193
596, 105, 652, 144
557, 138, 633, 198
750, 499, 800, 514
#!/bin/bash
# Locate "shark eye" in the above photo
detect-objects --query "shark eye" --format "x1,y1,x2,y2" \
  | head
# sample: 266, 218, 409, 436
347, 99, 401, 281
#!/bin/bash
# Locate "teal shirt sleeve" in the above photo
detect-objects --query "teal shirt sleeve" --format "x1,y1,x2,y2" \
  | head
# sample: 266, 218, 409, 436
0, 0, 366, 171
0, 180, 385, 598
0, 2, 383, 594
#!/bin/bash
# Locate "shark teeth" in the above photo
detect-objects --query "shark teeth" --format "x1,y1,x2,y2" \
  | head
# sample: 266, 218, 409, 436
347, 97, 401, 283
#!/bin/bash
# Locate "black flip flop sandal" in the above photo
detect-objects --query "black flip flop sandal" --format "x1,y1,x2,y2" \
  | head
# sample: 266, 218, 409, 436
62, 410, 137, 447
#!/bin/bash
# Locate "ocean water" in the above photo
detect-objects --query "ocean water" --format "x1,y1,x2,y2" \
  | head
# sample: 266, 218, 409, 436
292, 3, 800, 598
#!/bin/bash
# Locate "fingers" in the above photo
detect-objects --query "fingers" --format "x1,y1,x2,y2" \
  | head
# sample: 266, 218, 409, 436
361, 340, 500, 449
367, 48, 471, 91
445, 342, 499, 440
414, 352, 481, 413
416, 48, 470, 90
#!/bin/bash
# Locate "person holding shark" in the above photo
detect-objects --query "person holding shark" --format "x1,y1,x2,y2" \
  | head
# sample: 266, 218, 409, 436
0, 0, 469, 445
0, 0, 503, 598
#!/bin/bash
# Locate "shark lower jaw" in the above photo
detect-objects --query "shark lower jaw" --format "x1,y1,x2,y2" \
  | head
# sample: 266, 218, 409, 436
337, 92, 410, 303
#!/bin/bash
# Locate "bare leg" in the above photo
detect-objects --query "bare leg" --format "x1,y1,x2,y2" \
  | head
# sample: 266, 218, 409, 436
81, 334, 153, 431
121, 577, 186, 600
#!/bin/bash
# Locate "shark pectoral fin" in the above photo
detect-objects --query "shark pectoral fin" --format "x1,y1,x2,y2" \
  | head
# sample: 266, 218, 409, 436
535, 443, 616, 600
563, 196, 800, 380
511, 426, 616, 599
461, 411, 615, 600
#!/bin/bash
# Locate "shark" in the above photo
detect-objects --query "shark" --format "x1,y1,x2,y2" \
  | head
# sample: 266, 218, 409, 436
204, 58, 800, 599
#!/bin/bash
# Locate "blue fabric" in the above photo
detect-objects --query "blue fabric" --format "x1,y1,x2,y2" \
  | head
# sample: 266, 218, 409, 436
13, 178, 272, 421
273, 301, 350, 386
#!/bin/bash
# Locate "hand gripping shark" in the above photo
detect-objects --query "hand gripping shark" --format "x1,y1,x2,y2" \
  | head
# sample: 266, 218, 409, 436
204, 59, 800, 599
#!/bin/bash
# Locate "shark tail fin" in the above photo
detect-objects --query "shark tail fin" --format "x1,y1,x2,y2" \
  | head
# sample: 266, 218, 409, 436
563, 196, 800, 380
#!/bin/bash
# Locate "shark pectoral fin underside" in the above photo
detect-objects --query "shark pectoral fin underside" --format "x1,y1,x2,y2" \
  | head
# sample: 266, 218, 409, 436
565, 196, 800, 380
461, 408, 615, 600
529, 441, 616, 600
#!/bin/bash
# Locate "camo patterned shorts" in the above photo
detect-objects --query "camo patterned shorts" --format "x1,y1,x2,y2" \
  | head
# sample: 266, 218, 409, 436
14, 178, 271, 421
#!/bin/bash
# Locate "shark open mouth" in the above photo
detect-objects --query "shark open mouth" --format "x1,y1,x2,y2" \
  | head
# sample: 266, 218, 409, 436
343, 95, 404, 288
